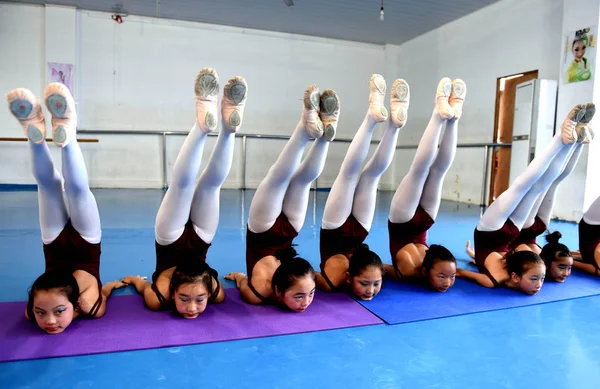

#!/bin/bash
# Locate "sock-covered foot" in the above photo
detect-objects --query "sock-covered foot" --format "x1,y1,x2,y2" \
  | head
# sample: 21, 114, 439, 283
434, 77, 454, 120
390, 78, 410, 128
6, 88, 46, 144
319, 89, 340, 141
221, 76, 247, 132
302, 84, 323, 138
368, 74, 388, 123
194, 68, 219, 133
576, 102, 595, 144
449, 79, 467, 120
44, 83, 77, 147
561, 104, 586, 144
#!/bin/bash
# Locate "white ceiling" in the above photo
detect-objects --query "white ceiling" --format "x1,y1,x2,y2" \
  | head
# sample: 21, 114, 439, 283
8, 0, 501, 45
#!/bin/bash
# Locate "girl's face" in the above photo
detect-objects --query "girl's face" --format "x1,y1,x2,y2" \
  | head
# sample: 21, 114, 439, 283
350, 265, 383, 300
548, 255, 573, 282
573, 41, 586, 61
32, 289, 75, 334
426, 260, 457, 292
173, 282, 209, 319
278, 275, 315, 312
512, 263, 546, 295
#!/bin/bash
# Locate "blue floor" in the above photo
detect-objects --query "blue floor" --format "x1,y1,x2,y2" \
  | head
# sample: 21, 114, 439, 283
1, 189, 599, 388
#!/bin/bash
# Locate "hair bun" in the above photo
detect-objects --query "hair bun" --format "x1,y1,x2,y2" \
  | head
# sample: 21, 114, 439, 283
275, 245, 298, 263
545, 230, 562, 244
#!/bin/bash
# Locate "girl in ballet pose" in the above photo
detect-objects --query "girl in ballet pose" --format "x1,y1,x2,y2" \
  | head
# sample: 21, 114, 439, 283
459, 103, 594, 293
316, 74, 409, 300
386, 78, 466, 292
226, 84, 339, 311
7, 83, 125, 334
123, 68, 245, 318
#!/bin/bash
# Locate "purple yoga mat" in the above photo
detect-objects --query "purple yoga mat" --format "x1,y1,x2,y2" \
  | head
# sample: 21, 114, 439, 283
0, 289, 381, 362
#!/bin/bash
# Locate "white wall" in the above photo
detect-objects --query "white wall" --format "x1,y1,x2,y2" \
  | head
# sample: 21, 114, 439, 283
385, 0, 564, 205
0, 3, 387, 189
553, 0, 599, 220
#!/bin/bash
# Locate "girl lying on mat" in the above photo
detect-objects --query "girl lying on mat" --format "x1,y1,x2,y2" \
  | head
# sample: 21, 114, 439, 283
121, 69, 246, 318
466, 231, 574, 283
316, 74, 408, 300
571, 194, 600, 276
225, 84, 339, 311
385, 78, 465, 292
7, 84, 125, 334
459, 103, 594, 292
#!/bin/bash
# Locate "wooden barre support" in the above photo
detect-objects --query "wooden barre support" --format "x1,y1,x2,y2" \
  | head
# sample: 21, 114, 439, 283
0, 138, 99, 143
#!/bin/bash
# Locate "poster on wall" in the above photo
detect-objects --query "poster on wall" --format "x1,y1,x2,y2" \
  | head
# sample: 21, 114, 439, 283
47, 62, 73, 91
563, 27, 597, 84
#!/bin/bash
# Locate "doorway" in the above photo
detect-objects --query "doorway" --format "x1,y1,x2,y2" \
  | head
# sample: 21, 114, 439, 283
488, 70, 539, 204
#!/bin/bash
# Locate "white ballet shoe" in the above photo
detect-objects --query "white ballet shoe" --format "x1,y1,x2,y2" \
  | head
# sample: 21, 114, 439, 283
221, 76, 247, 132
6, 88, 46, 144
561, 104, 586, 144
44, 83, 77, 147
302, 84, 323, 139
448, 79, 467, 120
368, 74, 388, 123
575, 102, 595, 144
389, 79, 409, 128
194, 68, 219, 133
434, 77, 454, 120
319, 89, 340, 141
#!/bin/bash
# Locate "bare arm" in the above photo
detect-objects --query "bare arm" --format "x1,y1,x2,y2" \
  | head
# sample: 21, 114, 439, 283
572, 261, 599, 276
212, 280, 226, 304
315, 272, 333, 292
102, 280, 128, 299
225, 272, 263, 305
456, 268, 497, 288
122, 275, 151, 295
571, 250, 582, 261
466, 240, 475, 260
383, 264, 399, 281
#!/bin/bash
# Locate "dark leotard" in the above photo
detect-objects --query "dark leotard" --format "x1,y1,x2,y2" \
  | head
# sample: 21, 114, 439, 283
473, 219, 520, 287
43, 220, 103, 317
388, 206, 435, 280
579, 218, 600, 274
246, 213, 298, 301
319, 214, 368, 290
152, 220, 219, 308
510, 216, 546, 250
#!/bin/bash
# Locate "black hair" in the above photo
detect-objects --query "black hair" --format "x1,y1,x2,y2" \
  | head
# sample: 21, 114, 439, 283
506, 250, 545, 277
348, 244, 384, 278
540, 231, 572, 266
27, 270, 80, 321
272, 246, 315, 294
169, 261, 219, 302
422, 244, 456, 271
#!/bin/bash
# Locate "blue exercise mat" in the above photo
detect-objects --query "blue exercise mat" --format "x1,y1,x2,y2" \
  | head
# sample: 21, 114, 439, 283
357, 272, 600, 324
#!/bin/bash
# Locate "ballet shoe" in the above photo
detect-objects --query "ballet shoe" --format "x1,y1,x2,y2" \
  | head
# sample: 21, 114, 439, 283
6, 88, 46, 144
194, 67, 219, 133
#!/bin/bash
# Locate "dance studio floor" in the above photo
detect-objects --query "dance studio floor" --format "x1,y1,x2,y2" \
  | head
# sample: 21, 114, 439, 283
1, 188, 599, 389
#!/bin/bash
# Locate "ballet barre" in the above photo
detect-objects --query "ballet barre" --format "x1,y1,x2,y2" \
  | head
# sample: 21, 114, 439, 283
0, 137, 99, 143
75, 129, 510, 206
